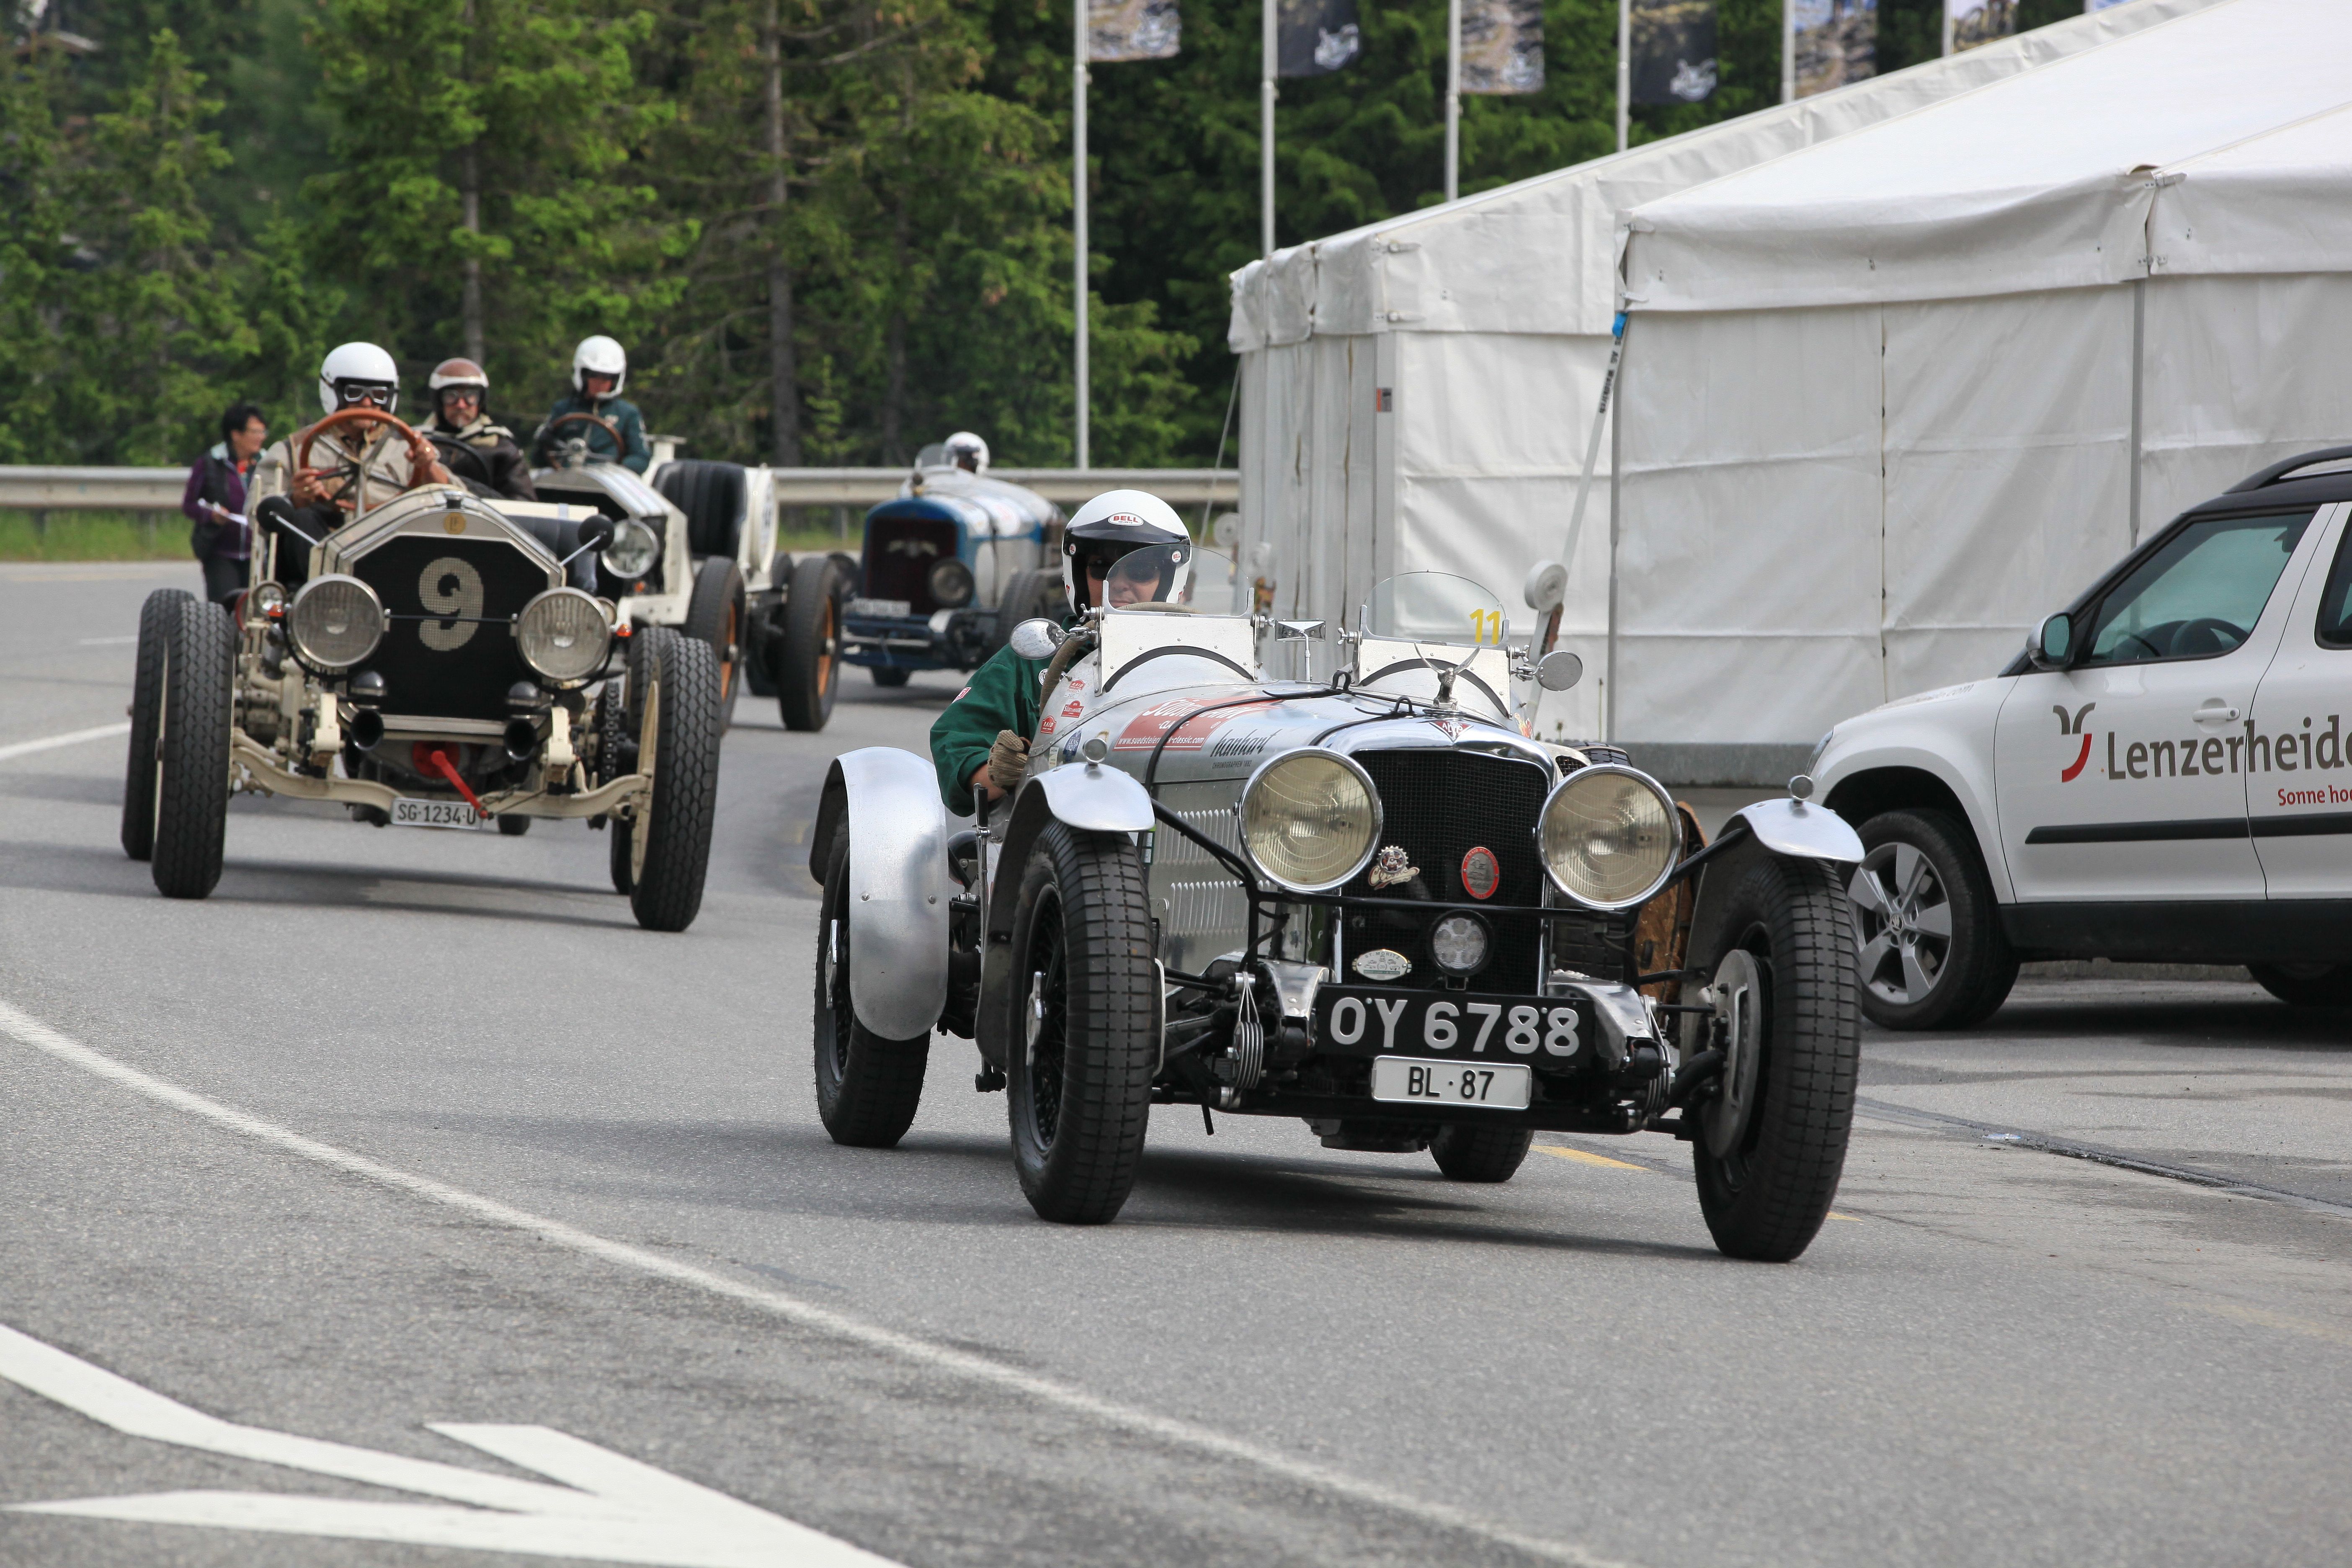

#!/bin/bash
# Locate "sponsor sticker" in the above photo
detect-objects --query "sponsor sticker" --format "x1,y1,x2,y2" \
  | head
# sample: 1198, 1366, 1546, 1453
1112, 696, 1282, 752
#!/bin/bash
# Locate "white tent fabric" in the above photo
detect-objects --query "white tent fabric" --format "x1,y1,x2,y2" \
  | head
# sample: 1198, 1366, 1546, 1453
1612, 0, 2352, 770
1224, 0, 2223, 750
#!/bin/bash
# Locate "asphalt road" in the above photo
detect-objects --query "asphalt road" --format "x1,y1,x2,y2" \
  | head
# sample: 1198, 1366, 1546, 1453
4, 562, 2349, 1568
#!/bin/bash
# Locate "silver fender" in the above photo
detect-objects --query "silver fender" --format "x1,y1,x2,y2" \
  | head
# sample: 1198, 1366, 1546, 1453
812, 748, 949, 1042
1732, 798, 1864, 864
1032, 761, 1155, 832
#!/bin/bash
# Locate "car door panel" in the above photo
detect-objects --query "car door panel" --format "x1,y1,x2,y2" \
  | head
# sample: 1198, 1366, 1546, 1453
2247, 503, 2352, 897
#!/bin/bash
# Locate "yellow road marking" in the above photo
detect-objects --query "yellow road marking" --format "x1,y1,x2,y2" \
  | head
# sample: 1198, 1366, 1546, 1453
1826, 1212, 1862, 1222
1531, 1144, 1647, 1171
2200, 1302, 2352, 1350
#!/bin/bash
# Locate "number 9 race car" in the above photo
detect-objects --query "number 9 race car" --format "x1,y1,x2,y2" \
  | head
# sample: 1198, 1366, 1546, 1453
120, 407, 725, 933
811, 558, 1871, 1261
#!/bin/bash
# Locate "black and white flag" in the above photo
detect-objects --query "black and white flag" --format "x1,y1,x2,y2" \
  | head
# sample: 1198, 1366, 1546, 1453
1630, 0, 1717, 106
1278, 0, 1361, 77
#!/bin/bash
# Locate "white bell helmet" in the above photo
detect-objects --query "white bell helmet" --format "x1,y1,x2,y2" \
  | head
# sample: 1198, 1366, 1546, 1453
943, 431, 990, 474
571, 335, 628, 397
317, 342, 400, 417
1061, 489, 1193, 613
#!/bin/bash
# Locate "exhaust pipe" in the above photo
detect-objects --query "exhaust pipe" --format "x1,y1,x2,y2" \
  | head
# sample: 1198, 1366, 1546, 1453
503, 717, 540, 762
348, 709, 385, 751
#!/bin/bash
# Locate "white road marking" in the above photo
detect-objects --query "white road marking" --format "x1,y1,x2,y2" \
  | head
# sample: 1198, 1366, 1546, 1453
0, 996, 1633, 1568
0, 1323, 897, 1566
0, 722, 129, 763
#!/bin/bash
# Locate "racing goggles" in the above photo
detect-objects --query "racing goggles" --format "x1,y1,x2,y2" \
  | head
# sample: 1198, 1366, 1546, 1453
335, 381, 397, 410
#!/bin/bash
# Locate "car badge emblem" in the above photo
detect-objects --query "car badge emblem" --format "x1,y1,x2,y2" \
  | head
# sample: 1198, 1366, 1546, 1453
1353, 949, 1411, 982
1367, 845, 1419, 889
443, 515, 465, 534
1460, 846, 1500, 900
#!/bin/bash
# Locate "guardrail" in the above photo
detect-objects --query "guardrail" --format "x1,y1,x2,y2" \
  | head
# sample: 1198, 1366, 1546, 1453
0, 464, 1240, 512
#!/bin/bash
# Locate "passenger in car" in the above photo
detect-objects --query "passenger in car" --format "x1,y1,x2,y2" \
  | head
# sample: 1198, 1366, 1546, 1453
421, 358, 537, 502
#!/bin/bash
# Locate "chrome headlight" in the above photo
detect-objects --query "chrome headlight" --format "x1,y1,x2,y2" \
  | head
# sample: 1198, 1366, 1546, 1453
516, 588, 611, 684
928, 557, 975, 608
1538, 764, 1681, 910
286, 575, 384, 671
1238, 748, 1381, 892
600, 516, 660, 581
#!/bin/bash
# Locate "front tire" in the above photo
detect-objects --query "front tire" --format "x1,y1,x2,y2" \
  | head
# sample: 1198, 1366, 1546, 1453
626, 629, 722, 932
1006, 821, 1158, 1224
1692, 856, 1860, 1262
1429, 1124, 1532, 1183
2249, 962, 2352, 1007
812, 822, 931, 1146
1849, 808, 2017, 1030
683, 555, 746, 733
121, 588, 191, 861
150, 594, 235, 900
776, 554, 844, 732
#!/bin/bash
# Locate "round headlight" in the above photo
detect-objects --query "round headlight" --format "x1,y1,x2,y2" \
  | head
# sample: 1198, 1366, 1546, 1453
1429, 913, 1491, 975
286, 575, 384, 671
1238, 749, 1382, 892
928, 557, 975, 608
1538, 765, 1681, 910
600, 517, 660, 582
516, 588, 612, 684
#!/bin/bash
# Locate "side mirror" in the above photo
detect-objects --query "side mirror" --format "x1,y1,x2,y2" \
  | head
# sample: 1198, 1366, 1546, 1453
1535, 650, 1583, 692
2029, 612, 2075, 671
578, 517, 615, 554
1008, 618, 1064, 661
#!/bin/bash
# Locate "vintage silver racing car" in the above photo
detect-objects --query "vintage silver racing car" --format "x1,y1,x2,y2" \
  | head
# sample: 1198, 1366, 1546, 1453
121, 407, 724, 932
811, 565, 1870, 1260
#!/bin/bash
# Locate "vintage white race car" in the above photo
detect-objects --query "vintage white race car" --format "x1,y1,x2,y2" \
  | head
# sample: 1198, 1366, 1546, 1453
811, 565, 1870, 1261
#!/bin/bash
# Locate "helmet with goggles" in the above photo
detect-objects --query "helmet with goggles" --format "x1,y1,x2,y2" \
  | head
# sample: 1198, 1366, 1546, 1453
1061, 489, 1192, 613
428, 358, 489, 419
317, 342, 400, 418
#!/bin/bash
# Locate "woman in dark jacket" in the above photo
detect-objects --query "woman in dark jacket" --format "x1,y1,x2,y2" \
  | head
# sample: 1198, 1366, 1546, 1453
183, 402, 267, 606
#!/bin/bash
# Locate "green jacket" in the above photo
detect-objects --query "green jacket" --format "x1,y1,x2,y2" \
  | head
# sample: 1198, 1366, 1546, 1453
534, 392, 651, 473
931, 642, 1054, 817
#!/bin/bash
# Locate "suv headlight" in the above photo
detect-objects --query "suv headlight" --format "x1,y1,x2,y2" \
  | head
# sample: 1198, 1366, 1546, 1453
1538, 765, 1680, 910
286, 574, 384, 671
516, 588, 611, 684
600, 516, 660, 582
1239, 749, 1381, 892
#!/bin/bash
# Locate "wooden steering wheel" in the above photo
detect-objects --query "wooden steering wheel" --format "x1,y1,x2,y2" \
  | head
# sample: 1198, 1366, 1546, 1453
294, 406, 446, 514
541, 410, 624, 467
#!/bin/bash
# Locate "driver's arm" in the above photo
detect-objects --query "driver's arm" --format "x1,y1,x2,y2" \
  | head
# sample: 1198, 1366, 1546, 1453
616, 405, 652, 474
930, 645, 1047, 817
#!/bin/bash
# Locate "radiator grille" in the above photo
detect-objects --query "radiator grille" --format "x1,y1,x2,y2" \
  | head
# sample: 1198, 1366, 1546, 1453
351, 536, 547, 722
861, 515, 960, 611
1346, 749, 1553, 990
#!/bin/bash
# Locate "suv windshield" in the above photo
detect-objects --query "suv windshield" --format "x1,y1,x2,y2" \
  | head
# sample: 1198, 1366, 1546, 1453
1362, 573, 1509, 648
2082, 510, 2313, 665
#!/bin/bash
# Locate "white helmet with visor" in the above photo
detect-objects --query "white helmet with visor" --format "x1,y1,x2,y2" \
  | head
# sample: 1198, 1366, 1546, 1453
571, 335, 627, 397
1061, 489, 1193, 613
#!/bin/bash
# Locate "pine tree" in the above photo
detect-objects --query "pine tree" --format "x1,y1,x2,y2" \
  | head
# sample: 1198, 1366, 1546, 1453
0, 41, 74, 464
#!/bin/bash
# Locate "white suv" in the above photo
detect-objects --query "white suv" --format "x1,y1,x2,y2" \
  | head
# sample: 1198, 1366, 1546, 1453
1815, 446, 2352, 1029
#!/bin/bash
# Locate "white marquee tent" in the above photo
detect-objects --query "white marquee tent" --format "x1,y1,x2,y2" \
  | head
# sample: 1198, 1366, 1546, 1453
1612, 0, 2352, 778
1225, 0, 2231, 772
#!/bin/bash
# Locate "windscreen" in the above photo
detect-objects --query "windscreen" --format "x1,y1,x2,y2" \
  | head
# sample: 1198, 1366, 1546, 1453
1362, 573, 1510, 648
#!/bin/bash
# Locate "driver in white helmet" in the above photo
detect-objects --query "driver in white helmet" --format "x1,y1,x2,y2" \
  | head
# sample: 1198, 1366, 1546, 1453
928, 490, 1192, 816
248, 343, 452, 585
942, 431, 990, 474
422, 357, 536, 502
531, 335, 651, 473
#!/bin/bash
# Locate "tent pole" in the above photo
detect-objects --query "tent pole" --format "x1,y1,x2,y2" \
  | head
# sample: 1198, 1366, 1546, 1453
2129, 277, 2145, 545
1942, 5, 1955, 57
1444, 0, 1461, 201
1605, 315, 1629, 744
1781, 0, 1795, 103
1261, 0, 1276, 256
1073, 0, 1090, 469
1616, 0, 1630, 152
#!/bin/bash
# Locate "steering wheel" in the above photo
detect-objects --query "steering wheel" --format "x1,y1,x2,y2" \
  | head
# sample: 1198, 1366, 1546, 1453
2172, 616, 2249, 656
424, 431, 497, 488
295, 407, 446, 514
542, 410, 623, 468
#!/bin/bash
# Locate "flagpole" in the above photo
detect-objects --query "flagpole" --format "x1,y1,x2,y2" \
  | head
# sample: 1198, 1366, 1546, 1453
1261, 0, 1276, 255
1615, 0, 1630, 153
1781, 0, 1795, 103
1444, 0, 1461, 201
1073, 0, 1090, 468
1942, 2, 1955, 56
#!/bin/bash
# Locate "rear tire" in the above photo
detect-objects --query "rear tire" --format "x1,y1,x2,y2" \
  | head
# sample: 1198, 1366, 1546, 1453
813, 822, 931, 1146
1849, 808, 2017, 1031
870, 666, 911, 689
150, 594, 235, 900
1006, 821, 1157, 1223
776, 554, 844, 732
121, 588, 191, 861
2248, 962, 2352, 1007
1692, 856, 1860, 1262
1429, 1124, 1532, 1183
683, 554, 746, 732
626, 629, 722, 932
